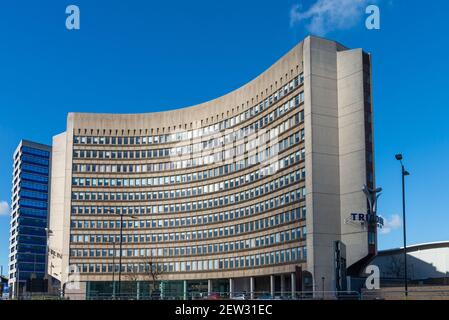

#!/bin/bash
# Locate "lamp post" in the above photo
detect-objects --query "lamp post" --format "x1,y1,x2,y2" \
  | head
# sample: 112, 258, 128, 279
118, 213, 124, 299
105, 209, 136, 299
112, 240, 116, 299
395, 154, 410, 298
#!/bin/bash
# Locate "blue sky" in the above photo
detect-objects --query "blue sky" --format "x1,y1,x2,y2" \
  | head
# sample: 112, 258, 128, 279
1, 0, 448, 275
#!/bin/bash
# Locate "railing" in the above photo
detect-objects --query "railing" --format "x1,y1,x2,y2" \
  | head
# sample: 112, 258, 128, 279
361, 289, 449, 300
7, 289, 449, 300
79, 290, 361, 301
11, 293, 67, 300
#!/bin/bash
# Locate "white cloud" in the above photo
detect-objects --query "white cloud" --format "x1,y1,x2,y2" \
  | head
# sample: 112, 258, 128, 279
289, 0, 373, 36
380, 214, 402, 234
0, 201, 10, 216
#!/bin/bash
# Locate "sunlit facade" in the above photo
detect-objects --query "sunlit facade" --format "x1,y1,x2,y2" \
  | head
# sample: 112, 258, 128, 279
48, 36, 376, 299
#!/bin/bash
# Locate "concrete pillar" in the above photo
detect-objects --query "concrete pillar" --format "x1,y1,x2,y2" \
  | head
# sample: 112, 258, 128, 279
250, 277, 255, 300
183, 280, 187, 300
208, 279, 212, 295
291, 273, 296, 299
280, 274, 285, 297
270, 275, 275, 297
229, 278, 234, 298
136, 281, 140, 300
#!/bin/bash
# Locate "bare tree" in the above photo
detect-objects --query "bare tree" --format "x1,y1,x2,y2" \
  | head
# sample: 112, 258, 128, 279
119, 253, 164, 299
142, 251, 165, 297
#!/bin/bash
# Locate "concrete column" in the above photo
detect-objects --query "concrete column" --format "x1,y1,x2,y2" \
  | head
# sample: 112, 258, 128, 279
270, 275, 275, 297
250, 277, 255, 300
280, 274, 285, 297
183, 280, 187, 300
291, 273, 296, 299
136, 281, 140, 300
207, 279, 212, 295
229, 278, 234, 298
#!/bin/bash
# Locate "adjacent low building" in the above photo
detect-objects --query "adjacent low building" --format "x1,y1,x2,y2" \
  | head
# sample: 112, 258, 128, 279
372, 241, 449, 285
47, 36, 377, 299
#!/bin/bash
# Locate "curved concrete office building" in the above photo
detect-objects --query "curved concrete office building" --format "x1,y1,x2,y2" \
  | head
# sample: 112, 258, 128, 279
48, 36, 376, 299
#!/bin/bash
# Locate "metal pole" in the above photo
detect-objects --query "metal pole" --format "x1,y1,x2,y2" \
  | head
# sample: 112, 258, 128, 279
112, 240, 116, 299
402, 164, 408, 297
118, 214, 124, 299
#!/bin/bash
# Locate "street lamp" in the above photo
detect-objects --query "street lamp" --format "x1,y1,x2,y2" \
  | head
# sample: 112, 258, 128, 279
112, 240, 116, 299
105, 209, 136, 299
395, 154, 410, 297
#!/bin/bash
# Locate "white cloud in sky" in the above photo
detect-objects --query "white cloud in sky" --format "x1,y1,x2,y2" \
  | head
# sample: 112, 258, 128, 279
380, 214, 402, 234
289, 0, 373, 36
0, 201, 10, 216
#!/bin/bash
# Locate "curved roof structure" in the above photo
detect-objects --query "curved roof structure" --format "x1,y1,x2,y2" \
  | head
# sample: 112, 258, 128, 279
379, 241, 449, 255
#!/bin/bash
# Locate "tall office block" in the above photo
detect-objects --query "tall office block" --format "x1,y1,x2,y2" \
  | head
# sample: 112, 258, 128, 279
8, 140, 52, 298
48, 36, 376, 299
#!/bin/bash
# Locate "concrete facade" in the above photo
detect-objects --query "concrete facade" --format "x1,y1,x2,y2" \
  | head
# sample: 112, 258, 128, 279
47, 36, 376, 298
